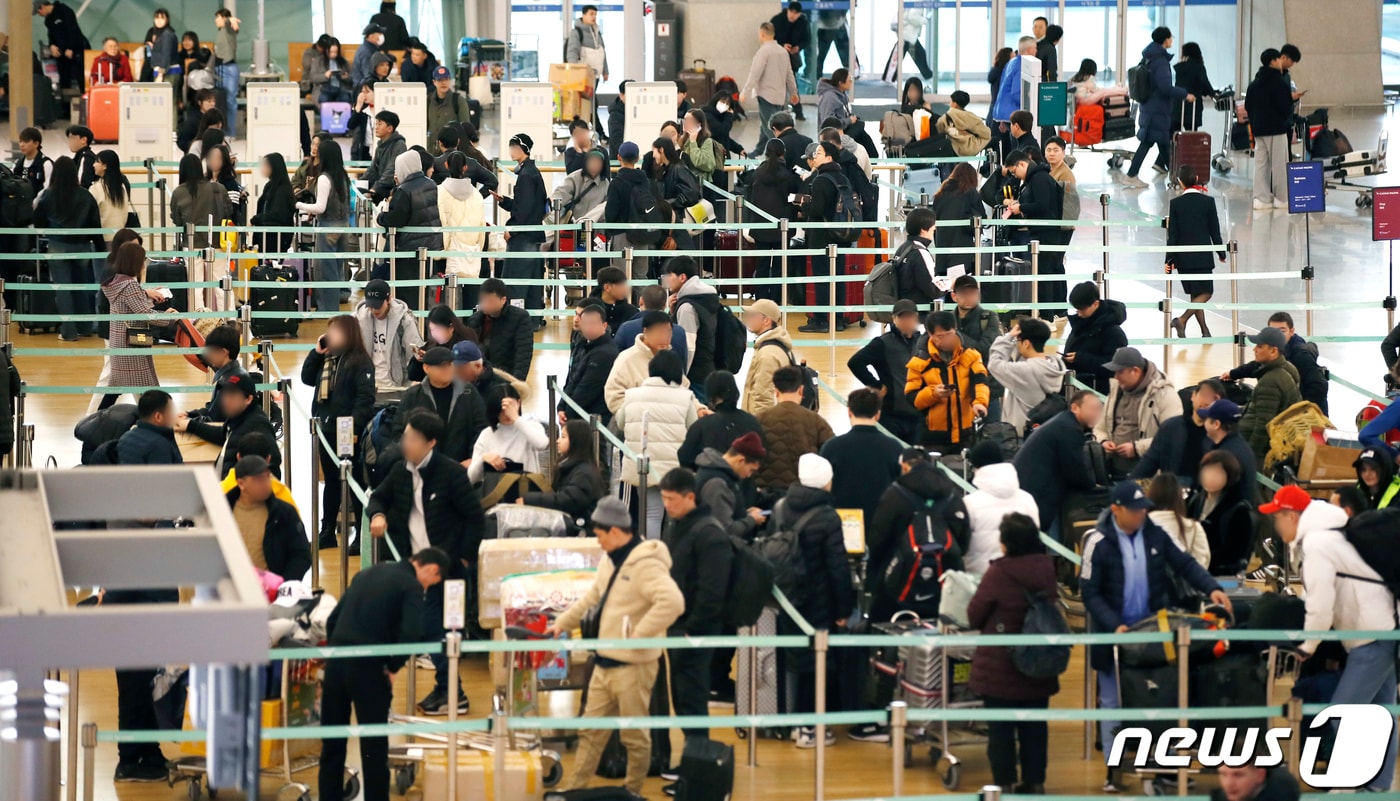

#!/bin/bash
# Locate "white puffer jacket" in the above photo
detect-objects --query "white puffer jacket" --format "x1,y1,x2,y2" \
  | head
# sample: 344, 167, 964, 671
613, 377, 699, 486
1147, 509, 1210, 569
438, 176, 485, 278
1297, 500, 1399, 654
961, 462, 1040, 575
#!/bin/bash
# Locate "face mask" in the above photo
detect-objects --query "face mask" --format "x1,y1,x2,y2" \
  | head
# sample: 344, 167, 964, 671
716, 102, 729, 113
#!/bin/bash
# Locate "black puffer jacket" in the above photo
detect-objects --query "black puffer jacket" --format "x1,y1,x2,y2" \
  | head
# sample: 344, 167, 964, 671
1064, 298, 1128, 394
467, 303, 536, 381
654, 160, 701, 216
1014, 160, 1065, 242
678, 407, 764, 469
523, 458, 606, 535
392, 379, 487, 463
663, 506, 733, 636
776, 482, 856, 633
866, 463, 969, 620
499, 158, 548, 242
379, 170, 444, 254
744, 161, 801, 245
604, 166, 649, 224
560, 332, 619, 422
1245, 65, 1293, 138
300, 350, 376, 432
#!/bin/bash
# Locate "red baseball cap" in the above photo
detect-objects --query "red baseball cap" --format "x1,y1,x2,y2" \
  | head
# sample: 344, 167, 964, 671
1258, 484, 1312, 515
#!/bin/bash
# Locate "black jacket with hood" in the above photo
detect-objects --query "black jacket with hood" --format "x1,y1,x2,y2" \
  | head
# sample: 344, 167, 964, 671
695, 448, 760, 541
1064, 298, 1128, 394
499, 158, 548, 242
662, 505, 733, 636
604, 165, 649, 224
866, 463, 969, 619
364, 130, 407, 203
744, 160, 802, 245
776, 482, 856, 632
1245, 65, 1294, 138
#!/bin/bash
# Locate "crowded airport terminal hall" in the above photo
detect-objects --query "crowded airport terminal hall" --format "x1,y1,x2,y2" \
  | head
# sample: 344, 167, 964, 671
8, 0, 1400, 799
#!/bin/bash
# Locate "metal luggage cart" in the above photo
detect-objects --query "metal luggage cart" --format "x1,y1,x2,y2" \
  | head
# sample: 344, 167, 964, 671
1064, 96, 1138, 169
870, 611, 984, 790
168, 658, 361, 801
1112, 643, 1302, 796
1210, 88, 1237, 174
388, 693, 564, 794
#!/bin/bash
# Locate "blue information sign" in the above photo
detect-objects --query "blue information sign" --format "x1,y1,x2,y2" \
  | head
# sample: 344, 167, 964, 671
1287, 161, 1325, 214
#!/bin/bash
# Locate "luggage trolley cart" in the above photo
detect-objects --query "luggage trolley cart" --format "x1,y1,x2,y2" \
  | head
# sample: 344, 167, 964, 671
168, 657, 361, 801
388, 694, 565, 795
1210, 88, 1237, 175
1322, 130, 1389, 208
1065, 96, 1138, 170
869, 611, 983, 789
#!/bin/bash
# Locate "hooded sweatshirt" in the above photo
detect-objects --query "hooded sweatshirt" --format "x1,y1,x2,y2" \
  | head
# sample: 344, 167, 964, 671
1064, 298, 1129, 394
987, 333, 1068, 435
816, 78, 853, 129
1355, 450, 1400, 510
962, 462, 1040, 574
1296, 500, 1396, 653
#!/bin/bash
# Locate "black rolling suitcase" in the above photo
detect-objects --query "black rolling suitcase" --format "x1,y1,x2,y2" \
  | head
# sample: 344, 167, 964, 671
17, 265, 60, 334
674, 739, 734, 801
1118, 661, 1181, 738
145, 259, 189, 313
249, 262, 300, 338
980, 255, 1032, 309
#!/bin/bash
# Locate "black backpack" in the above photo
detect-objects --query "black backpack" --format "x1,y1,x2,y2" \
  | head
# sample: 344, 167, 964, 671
757, 340, 819, 412
724, 534, 775, 628
817, 172, 862, 243
1128, 57, 1155, 103
1010, 587, 1072, 678
712, 304, 748, 374
881, 485, 955, 618
754, 498, 820, 606
0, 164, 35, 227
1023, 369, 1071, 437
1340, 509, 1400, 601
623, 182, 672, 246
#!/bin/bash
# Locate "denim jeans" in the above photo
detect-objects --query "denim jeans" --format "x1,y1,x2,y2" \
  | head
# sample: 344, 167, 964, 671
48, 242, 96, 340
1097, 670, 1122, 765
1330, 640, 1399, 790
314, 232, 345, 315
217, 63, 240, 137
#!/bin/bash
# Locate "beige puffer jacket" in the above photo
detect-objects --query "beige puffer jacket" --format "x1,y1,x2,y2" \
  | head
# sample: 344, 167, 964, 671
553, 539, 685, 663
612, 377, 699, 486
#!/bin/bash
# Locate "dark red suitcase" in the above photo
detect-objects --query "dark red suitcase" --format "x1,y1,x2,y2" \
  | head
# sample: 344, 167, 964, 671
713, 229, 757, 282
1170, 100, 1212, 186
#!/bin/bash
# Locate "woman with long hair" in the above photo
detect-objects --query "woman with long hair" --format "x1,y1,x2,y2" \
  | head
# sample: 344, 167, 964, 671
90, 150, 132, 240
1147, 472, 1210, 568
170, 153, 232, 308
439, 150, 488, 307
188, 109, 225, 158
250, 152, 295, 257
680, 108, 721, 186
900, 76, 931, 115
745, 139, 802, 303
177, 31, 212, 107
319, 40, 353, 104
34, 156, 104, 341
301, 314, 376, 548
294, 132, 332, 196
204, 142, 246, 224
647, 137, 700, 274
296, 140, 351, 314
408, 304, 479, 382
521, 418, 606, 534
987, 47, 1014, 121
1173, 42, 1216, 132
1188, 450, 1255, 575
101, 241, 168, 401
89, 228, 145, 412
932, 162, 984, 276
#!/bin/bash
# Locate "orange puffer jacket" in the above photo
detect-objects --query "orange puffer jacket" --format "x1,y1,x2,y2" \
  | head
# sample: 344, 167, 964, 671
905, 335, 990, 446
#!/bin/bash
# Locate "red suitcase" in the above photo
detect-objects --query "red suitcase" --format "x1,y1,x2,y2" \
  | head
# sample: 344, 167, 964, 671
842, 228, 887, 326
713, 229, 757, 282
86, 84, 120, 143
1170, 100, 1212, 187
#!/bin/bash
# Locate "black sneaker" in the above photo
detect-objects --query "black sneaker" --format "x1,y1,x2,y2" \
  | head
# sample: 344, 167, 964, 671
419, 688, 469, 716
318, 530, 337, 550
660, 767, 680, 781
347, 536, 360, 557
114, 761, 167, 783
847, 724, 890, 743
662, 783, 678, 797
797, 322, 830, 333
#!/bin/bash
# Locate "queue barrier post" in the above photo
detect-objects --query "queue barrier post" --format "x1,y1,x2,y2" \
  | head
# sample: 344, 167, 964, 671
1228, 240, 1240, 337
310, 416, 321, 591
258, 341, 274, 418
338, 458, 352, 594
1083, 642, 1095, 758
1235, 331, 1248, 370
416, 248, 429, 335
589, 414, 602, 472
157, 179, 168, 250
745, 624, 759, 766
826, 243, 838, 379
444, 273, 460, 311
981, 784, 1002, 801
735, 198, 747, 302
972, 217, 983, 261
1175, 625, 1190, 796
447, 630, 462, 801
919, 191, 930, 208
65, 669, 79, 801
581, 218, 595, 295
1, 303, 10, 349
279, 378, 292, 493
1286, 695, 1304, 774
14, 381, 25, 468
492, 693, 509, 801
623, 247, 635, 284
144, 158, 155, 236
547, 378, 559, 478
1100, 193, 1111, 297
1029, 240, 1041, 319
237, 301, 252, 364
1302, 265, 1315, 337
814, 628, 829, 801
637, 455, 651, 538
1385, 294, 1397, 334
1160, 295, 1173, 366
405, 652, 417, 717
779, 219, 790, 317
890, 700, 908, 796
80, 722, 96, 801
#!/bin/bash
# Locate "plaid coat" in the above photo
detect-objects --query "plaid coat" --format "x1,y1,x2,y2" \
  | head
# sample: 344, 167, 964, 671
102, 276, 159, 388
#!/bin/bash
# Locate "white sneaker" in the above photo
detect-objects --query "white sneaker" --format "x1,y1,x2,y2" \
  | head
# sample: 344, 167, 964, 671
1272, 197, 1289, 209
1121, 175, 1149, 188
794, 727, 835, 749
1252, 198, 1274, 210
415, 655, 435, 670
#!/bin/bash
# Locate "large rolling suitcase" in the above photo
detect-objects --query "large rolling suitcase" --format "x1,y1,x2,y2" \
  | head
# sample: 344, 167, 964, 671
734, 607, 784, 739
17, 265, 60, 334
678, 59, 716, 107
248, 262, 300, 338
713, 228, 756, 282
979, 255, 1032, 310
903, 167, 942, 204
674, 738, 734, 801
1169, 101, 1212, 186
86, 84, 120, 143
145, 259, 189, 314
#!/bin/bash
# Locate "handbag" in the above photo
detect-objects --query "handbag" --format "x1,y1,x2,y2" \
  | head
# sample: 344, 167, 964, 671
579, 562, 623, 642
659, 235, 677, 251
125, 320, 157, 347
125, 210, 140, 229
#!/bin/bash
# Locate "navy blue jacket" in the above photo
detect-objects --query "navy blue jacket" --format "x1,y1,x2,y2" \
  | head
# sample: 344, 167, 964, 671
116, 421, 184, 465
1135, 42, 1188, 143
1080, 508, 1220, 671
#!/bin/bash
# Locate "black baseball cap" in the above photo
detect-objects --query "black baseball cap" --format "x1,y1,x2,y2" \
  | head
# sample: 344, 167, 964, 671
892, 299, 919, 318
234, 455, 270, 480
364, 279, 391, 309
362, 22, 385, 37
421, 346, 454, 366
952, 274, 979, 293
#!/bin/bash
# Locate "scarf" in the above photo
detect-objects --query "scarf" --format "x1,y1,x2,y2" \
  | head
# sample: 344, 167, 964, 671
317, 352, 340, 403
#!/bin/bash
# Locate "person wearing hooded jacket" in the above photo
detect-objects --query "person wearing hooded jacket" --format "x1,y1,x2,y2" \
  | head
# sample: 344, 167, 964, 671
1245, 49, 1297, 209
740, 299, 792, 416
849, 300, 922, 443
352, 24, 386, 87
778, 454, 857, 748
695, 432, 767, 541
1353, 449, 1400, 510
377, 150, 443, 312
988, 318, 1067, 436
816, 69, 877, 159
678, 372, 763, 472
868, 452, 969, 621
362, 109, 408, 204
1262, 485, 1399, 792
551, 148, 611, 222
1123, 28, 1193, 188
495, 133, 550, 317
1003, 149, 1066, 308
962, 441, 1042, 576
1064, 282, 1129, 395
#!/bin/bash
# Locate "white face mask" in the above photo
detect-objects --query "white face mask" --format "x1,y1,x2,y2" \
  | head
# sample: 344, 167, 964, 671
716, 102, 729, 113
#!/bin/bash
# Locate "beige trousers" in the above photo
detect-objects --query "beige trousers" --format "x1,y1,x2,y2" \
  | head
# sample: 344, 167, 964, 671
562, 658, 660, 794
